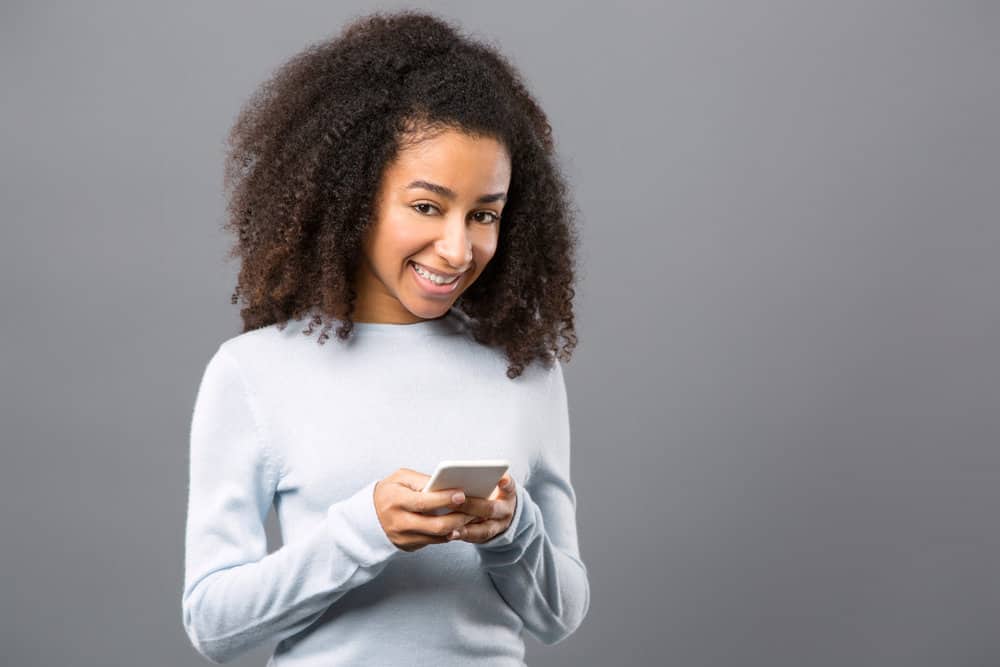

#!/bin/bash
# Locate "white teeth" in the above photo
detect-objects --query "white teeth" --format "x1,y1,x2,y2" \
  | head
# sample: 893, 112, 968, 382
412, 263, 459, 284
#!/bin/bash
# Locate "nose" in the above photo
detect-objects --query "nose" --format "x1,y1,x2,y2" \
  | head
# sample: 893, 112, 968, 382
434, 215, 474, 271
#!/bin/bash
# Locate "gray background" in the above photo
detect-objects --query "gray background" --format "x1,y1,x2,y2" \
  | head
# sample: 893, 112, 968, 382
2, 1, 998, 665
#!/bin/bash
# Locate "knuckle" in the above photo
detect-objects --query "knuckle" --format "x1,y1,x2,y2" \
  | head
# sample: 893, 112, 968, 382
436, 517, 458, 535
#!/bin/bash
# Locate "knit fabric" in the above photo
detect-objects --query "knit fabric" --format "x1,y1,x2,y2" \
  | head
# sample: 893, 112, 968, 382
181, 309, 589, 665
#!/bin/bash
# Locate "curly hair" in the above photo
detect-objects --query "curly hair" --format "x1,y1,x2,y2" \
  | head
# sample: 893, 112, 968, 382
222, 9, 579, 379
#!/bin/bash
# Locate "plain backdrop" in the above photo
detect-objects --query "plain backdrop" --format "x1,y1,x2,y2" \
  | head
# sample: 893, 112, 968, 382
2, 1, 998, 666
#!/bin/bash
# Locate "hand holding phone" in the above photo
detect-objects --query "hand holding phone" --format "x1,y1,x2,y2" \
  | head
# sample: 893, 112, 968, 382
373, 462, 508, 553
420, 459, 510, 517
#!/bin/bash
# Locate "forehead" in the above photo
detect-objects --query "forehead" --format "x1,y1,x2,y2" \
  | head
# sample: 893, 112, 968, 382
386, 129, 511, 188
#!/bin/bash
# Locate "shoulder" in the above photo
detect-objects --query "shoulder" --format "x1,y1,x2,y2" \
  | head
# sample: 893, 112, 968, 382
215, 314, 317, 365
448, 309, 559, 387
216, 323, 284, 363
448, 333, 558, 390
200, 318, 320, 398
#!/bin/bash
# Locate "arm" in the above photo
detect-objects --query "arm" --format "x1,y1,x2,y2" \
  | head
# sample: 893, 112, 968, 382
474, 360, 591, 645
181, 345, 402, 664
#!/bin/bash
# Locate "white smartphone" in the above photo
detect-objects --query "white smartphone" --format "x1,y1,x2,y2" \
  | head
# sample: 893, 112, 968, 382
420, 459, 510, 516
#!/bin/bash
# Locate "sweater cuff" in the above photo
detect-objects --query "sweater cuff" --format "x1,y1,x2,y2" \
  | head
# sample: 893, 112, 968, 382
475, 481, 530, 551
326, 479, 404, 565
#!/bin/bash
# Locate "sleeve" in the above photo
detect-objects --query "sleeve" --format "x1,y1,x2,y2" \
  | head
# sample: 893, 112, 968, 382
181, 345, 403, 664
473, 359, 591, 645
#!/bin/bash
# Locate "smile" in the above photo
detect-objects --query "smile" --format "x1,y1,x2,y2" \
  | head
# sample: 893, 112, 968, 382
410, 261, 464, 295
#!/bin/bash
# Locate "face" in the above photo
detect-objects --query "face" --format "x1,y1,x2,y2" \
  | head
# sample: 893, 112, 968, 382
353, 128, 511, 324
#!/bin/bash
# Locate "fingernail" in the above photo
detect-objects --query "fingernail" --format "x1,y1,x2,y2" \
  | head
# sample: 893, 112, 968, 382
452, 493, 465, 504
450, 529, 460, 539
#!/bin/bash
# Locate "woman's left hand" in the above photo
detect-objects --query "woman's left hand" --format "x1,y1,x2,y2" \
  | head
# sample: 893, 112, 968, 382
450, 473, 517, 543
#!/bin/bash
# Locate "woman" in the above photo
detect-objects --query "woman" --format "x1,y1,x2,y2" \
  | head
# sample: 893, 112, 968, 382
181, 10, 589, 665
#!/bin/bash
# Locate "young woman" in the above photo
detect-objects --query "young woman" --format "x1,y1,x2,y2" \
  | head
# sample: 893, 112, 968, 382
181, 10, 589, 665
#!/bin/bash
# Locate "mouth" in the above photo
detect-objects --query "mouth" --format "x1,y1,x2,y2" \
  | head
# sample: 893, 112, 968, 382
409, 261, 465, 296
410, 261, 465, 279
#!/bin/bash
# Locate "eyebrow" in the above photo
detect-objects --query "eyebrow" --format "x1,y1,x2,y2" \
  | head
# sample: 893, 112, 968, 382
405, 180, 507, 204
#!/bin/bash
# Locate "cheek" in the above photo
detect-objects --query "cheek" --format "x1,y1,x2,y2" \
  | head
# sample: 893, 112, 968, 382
373, 219, 422, 259
479, 244, 498, 268
474, 228, 500, 259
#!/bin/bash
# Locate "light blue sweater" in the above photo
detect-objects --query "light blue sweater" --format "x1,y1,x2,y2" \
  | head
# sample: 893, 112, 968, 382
181, 309, 590, 665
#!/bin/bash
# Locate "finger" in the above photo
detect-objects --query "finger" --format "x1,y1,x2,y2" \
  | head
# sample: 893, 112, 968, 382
396, 468, 468, 500
489, 474, 515, 500
392, 471, 467, 513
393, 468, 432, 492
398, 509, 475, 538
427, 512, 479, 538
457, 496, 502, 521
454, 518, 504, 543
499, 474, 515, 494
409, 486, 467, 514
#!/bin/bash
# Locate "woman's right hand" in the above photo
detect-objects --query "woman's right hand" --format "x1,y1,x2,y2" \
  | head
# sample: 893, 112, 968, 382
374, 468, 479, 552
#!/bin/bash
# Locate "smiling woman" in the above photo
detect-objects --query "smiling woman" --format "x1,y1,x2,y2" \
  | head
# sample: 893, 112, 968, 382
182, 9, 589, 667
353, 129, 512, 324
219, 9, 579, 380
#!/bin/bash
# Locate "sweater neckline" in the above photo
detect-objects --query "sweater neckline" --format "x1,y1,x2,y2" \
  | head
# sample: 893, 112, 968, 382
300, 307, 470, 337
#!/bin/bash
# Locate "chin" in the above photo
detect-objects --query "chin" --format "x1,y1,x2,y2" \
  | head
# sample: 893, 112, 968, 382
401, 298, 453, 320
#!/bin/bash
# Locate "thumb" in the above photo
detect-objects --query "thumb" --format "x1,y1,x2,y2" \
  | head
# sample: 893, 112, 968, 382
393, 468, 433, 492
498, 474, 516, 495
394, 468, 466, 510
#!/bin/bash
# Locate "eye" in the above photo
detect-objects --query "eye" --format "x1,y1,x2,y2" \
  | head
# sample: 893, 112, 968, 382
412, 203, 439, 215
412, 203, 500, 225
472, 211, 501, 225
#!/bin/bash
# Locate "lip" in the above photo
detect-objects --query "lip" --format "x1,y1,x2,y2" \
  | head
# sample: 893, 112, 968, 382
410, 261, 465, 279
409, 261, 465, 296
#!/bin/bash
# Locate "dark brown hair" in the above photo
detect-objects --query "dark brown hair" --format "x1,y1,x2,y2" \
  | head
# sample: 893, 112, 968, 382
223, 10, 579, 378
